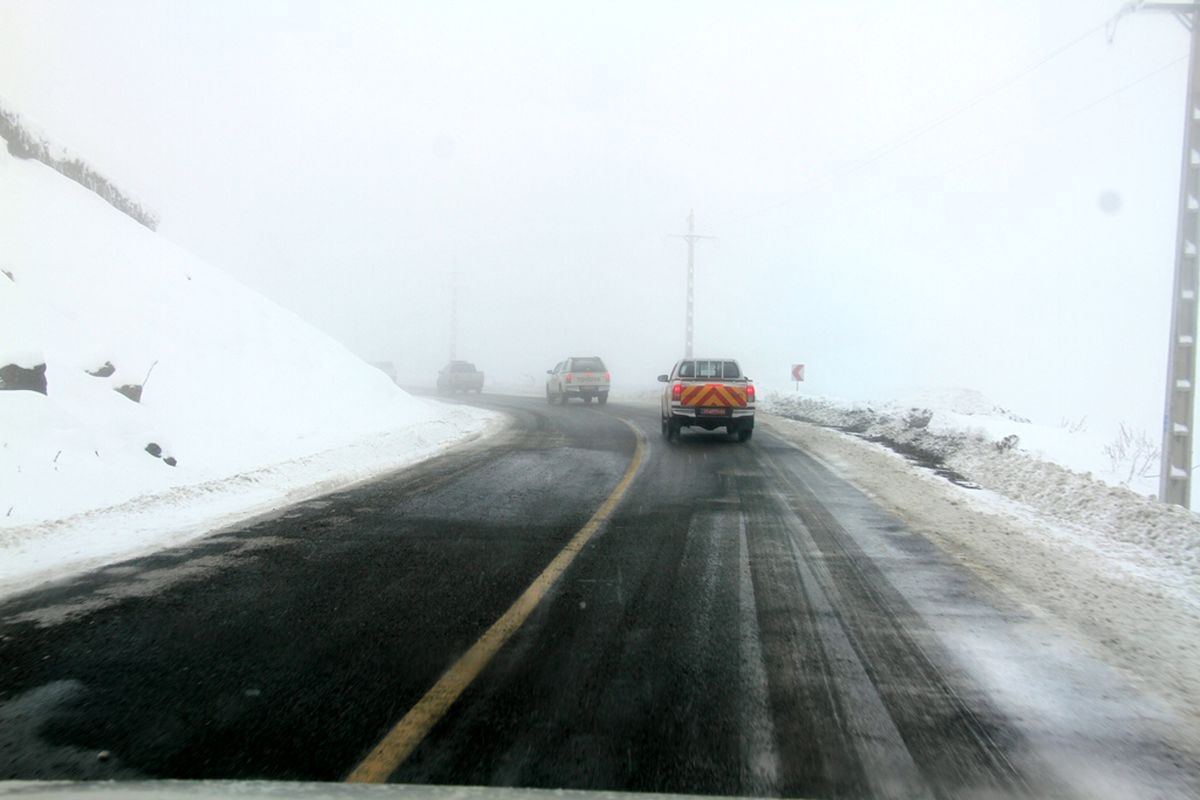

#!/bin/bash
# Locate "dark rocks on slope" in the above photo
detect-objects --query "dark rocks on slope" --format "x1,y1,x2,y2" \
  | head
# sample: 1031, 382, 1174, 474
114, 384, 142, 403
0, 363, 47, 394
86, 361, 116, 378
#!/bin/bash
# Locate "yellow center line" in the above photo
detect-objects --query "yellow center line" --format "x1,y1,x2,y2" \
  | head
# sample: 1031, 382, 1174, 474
345, 417, 647, 784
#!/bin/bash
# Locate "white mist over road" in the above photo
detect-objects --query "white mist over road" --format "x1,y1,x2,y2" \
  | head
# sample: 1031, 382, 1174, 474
0, 0, 1189, 440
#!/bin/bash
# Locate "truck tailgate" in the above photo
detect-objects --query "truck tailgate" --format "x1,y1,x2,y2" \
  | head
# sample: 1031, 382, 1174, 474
679, 383, 748, 407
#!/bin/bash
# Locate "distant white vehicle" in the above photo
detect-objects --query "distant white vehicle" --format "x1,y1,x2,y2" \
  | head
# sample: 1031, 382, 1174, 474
437, 360, 484, 394
546, 356, 610, 405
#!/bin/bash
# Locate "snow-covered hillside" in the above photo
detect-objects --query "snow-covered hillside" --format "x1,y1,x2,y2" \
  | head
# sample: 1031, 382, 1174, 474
0, 130, 498, 596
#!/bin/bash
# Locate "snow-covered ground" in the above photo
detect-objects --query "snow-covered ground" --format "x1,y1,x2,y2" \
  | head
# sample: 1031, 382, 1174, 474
764, 386, 1160, 495
0, 128, 500, 598
761, 388, 1194, 588
760, 388, 1200, 726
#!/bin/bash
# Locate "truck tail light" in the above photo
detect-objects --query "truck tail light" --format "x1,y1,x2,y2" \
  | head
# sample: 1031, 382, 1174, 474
565, 373, 573, 383
672, 382, 682, 401
604, 372, 611, 382
746, 383, 756, 402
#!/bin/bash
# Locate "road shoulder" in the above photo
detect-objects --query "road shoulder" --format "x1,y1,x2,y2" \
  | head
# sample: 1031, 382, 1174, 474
760, 413, 1200, 744
0, 405, 509, 601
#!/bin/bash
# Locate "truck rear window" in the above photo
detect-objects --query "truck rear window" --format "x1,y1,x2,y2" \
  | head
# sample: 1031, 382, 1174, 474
570, 358, 605, 372
678, 360, 741, 379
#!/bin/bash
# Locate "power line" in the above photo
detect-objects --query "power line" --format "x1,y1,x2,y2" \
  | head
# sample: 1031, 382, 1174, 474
722, 54, 1186, 237
857, 19, 1110, 167
903, 54, 1186, 193
717, 15, 1113, 227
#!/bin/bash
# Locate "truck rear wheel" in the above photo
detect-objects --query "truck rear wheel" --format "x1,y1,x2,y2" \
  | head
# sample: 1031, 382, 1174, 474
598, 392, 608, 405
737, 427, 753, 442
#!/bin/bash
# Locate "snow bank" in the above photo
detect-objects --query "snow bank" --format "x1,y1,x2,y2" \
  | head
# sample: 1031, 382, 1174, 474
0, 127, 499, 596
762, 389, 1198, 601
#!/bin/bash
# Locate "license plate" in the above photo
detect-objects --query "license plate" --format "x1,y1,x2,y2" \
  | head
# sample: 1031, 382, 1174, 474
699, 408, 728, 416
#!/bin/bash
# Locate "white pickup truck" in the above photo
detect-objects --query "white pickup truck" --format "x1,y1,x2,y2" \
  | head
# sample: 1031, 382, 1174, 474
658, 358, 755, 441
546, 356, 610, 405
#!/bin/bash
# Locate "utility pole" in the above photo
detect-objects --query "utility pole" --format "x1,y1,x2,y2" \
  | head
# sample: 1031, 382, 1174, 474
669, 210, 716, 358
1122, 2, 1200, 505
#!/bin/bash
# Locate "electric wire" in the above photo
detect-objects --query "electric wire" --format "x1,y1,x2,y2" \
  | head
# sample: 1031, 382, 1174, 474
716, 15, 1115, 227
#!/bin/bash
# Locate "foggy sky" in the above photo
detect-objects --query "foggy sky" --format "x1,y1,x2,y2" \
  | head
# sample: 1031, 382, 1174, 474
0, 0, 1191, 435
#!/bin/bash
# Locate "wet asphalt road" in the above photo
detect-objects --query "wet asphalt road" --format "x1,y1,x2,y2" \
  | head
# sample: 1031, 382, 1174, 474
1, 394, 1196, 798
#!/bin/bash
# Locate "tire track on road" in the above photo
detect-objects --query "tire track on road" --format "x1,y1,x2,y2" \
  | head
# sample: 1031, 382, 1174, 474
753, 443, 1045, 797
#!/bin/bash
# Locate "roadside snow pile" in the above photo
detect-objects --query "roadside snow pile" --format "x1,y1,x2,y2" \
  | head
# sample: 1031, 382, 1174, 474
763, 389, 1199, 592
0, 126, 498, 596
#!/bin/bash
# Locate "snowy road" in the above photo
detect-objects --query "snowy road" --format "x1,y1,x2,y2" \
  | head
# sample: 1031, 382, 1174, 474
0, 395, 1196, 798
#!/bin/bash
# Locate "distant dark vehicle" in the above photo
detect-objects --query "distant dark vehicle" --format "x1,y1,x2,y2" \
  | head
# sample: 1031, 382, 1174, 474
437, 360, 484, 394
546, 356, 610, 405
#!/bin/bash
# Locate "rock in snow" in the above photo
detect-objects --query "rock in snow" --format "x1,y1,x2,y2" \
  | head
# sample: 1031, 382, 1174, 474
0, 362, 47, 394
